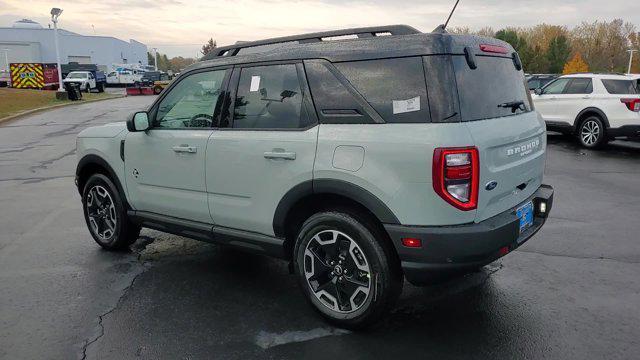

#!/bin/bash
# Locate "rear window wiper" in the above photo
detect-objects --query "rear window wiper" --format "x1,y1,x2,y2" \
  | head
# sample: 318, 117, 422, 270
497, 100, 526, 113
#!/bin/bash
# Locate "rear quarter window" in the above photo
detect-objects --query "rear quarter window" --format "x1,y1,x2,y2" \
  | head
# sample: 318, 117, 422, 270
601, 79, 639, 94
452, 55, 531, 121
335, 57, 431, 123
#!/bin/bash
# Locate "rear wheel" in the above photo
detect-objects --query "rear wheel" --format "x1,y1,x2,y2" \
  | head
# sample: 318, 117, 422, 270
82, 174, 140, 251
578, 116, 607, 148
153, 86, 162, 95
293, 211, 402, 329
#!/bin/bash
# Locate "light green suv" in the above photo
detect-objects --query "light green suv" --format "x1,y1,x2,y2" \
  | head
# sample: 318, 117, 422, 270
75, 25, 554, 328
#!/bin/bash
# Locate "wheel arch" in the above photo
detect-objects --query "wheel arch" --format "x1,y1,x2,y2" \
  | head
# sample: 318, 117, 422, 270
76, 154, 130, 209
273, 179, 401, 259
574, 107, 610, 132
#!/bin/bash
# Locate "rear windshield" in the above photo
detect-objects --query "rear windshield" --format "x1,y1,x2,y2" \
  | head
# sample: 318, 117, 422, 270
601, 79, 638, 94
452, 55, 531, 121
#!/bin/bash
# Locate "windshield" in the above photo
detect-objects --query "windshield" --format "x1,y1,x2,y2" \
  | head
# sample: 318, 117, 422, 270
67, 72, 87, 79
452, 55, 531, 121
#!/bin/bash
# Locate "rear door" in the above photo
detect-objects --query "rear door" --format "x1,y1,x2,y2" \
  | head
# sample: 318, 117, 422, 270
206, 62, 318, 236
451, 54, 546, 222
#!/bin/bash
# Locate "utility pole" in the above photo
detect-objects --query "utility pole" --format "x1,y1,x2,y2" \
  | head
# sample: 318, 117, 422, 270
628, 49, 638, 74
152, 47, 158, 71
1, 48, 9, 71
51, 8, 64, 92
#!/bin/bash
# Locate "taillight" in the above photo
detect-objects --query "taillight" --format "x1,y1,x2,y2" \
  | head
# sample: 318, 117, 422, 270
433, 147, 479, 211
620, 98, 640, 112
479, 44, 508, 54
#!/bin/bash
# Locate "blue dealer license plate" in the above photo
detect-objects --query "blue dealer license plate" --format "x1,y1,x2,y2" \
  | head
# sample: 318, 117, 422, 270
517, 201, 534, 234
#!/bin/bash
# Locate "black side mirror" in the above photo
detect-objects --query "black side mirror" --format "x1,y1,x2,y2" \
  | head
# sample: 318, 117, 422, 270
534, 88, 543, 95
126, 111, 150, 132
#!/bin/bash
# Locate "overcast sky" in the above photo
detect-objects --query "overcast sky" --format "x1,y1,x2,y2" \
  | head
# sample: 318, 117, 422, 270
1, 0, 639, 58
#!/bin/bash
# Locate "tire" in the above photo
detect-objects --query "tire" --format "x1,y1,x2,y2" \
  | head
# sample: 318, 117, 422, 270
82, 174, 140, 251
153, 86, 162, 95
85, 83, 91, 93
97, 83, 105, 93
578, 115, 607, 149
293, 211, 402, 329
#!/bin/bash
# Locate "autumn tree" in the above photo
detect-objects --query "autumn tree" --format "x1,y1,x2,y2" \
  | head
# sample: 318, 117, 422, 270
563, 53, 589, 74
201, 38, 217, 57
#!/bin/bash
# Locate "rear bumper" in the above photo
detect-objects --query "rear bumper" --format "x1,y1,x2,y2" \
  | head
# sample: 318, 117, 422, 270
384, 184, 554, 285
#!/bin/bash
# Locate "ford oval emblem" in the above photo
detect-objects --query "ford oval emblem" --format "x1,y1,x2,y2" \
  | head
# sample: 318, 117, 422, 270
485, 181, 498, 191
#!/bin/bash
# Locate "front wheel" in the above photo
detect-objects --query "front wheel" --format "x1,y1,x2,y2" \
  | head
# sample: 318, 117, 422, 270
578, 116, 607, 148
82, 174, 140, 250
293, 211, 402, 329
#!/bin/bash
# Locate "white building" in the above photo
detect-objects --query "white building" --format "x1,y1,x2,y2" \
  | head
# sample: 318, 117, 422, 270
0, 19, 148, 72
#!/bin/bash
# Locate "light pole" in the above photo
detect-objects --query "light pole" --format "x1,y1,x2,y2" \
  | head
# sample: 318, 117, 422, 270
1, 48, 9, 71
51, 7, 64, 92
152, 47, 158, 71
628, 49, 638, 74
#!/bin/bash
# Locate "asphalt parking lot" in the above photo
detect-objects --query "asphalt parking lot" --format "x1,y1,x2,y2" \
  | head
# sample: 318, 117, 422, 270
1, 96, 639, 360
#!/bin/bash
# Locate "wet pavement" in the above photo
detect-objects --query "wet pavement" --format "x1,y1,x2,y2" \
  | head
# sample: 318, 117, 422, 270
0, 98, 639, 359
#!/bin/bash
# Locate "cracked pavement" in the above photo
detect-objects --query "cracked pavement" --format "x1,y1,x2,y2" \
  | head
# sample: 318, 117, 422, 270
1, 97, 640, 359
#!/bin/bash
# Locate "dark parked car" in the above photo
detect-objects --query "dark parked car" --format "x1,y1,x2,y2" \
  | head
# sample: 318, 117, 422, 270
527, 74, 558, 91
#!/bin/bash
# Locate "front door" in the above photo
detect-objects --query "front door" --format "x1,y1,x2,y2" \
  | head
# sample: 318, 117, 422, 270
206, 63, 319, 236
125, 68, 230, 223
534, 77, 571, 124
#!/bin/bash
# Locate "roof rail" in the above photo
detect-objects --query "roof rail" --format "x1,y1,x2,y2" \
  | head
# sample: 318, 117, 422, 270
207, 25, 421, 59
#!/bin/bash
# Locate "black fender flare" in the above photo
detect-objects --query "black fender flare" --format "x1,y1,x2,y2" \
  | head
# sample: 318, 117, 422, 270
76, 154, 130, 208
574, 107, 610, 131
272, 179, 400, 237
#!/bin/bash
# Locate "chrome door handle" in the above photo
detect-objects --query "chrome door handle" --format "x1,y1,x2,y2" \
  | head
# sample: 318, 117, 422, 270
264, 151, 296, 160
172, 145, 197, 153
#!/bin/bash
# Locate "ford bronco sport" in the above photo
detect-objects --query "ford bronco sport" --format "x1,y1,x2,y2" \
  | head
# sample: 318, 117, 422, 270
76, 25, 554, 328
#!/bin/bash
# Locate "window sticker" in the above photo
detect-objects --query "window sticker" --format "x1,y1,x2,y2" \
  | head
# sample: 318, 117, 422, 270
392, 96, 420, 114
250, 76, 261, 92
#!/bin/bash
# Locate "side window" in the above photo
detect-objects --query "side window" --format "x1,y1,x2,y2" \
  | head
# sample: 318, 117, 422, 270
335, 57, 430, 123
543, 78, 570, 94
155, 70, 227, 129
601, 79, 639, 94
564, 78, 592, 94
233, 64, 308, 129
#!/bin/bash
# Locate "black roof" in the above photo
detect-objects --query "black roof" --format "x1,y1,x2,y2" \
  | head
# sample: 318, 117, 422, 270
188, 25, 513, 73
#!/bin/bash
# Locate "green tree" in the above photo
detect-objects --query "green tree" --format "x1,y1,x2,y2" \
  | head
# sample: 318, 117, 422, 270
147, 52, 155, 67
495, 29, 533, 71
201, 38, 217, 56
546, 35, 570, 73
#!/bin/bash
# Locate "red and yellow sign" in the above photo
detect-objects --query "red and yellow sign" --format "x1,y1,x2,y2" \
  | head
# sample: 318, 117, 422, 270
10, 63, 45, 88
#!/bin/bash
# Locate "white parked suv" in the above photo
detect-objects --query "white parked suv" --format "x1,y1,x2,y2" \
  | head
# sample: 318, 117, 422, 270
75, 26, 554, 328
533, 73, 640, 148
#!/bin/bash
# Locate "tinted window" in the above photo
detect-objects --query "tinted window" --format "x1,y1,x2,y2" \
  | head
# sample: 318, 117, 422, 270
335, 57, 430, 123
602, 79, 638, 94
155, 70, 226, 129
542, 78, 570, 94
304, 59, 376, 124
564, 78, 593, 94
233, 64, 308, 129
452, 55, 531, 121
423, 55, 460, 122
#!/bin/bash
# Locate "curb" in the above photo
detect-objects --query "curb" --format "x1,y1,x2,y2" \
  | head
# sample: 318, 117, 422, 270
0, 94, 126, 126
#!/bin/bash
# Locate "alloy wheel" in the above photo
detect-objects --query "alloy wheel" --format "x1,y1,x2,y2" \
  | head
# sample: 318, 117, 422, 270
304, 230, 372, 313
581, 120, 601, 146
86, 185, 117, 240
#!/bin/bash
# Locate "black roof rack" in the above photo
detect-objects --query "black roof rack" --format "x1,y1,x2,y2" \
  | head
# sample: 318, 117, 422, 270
209, 25, 421, 58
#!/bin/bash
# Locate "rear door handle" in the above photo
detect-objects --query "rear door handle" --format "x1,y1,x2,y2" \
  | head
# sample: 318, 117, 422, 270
264, 151, 296, 160
172, 145, 197, 153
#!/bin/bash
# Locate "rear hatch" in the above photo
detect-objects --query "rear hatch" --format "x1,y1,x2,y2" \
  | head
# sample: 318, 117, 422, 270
450, 44, 546, 222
